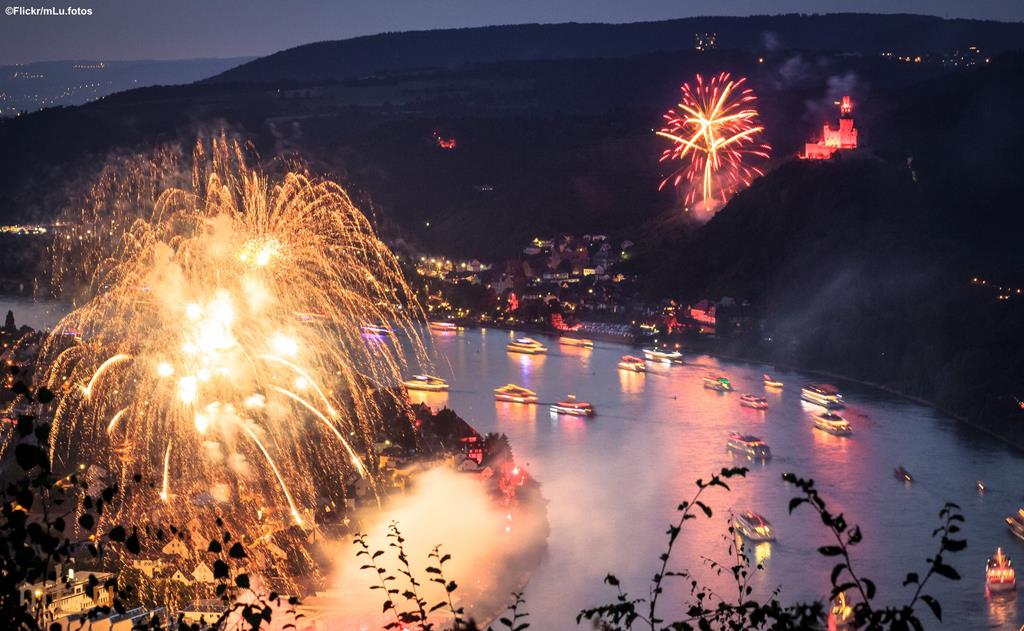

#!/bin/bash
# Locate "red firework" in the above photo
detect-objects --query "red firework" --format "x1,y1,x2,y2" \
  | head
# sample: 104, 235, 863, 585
657, 72, 770, 207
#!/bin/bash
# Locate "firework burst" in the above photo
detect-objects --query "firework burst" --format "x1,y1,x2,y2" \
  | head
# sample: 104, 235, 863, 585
657, 72, 770, 208
34, 137, 428, 594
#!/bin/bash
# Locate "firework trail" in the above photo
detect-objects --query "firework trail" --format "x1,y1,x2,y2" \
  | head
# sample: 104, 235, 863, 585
657, 72, 770, 209
34, 136, 428, 594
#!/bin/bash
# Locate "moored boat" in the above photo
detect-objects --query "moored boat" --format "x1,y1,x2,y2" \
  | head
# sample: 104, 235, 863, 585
618, 355, 646, 372
740, 394, 768, 409
559, 337, 594, 348
402, 374, 449, 392
642, 348, 683, 364
987, 547, 1016, 593
494, 384, 539, 404
506, 337, 548, 354
703, 375, 732, 392
726, 432, 772, 460
813, 412, 852, 436
763, 373, 784, 388
801, 384, 845, 409
734, 511, 776, 542
550, 395, 595, 417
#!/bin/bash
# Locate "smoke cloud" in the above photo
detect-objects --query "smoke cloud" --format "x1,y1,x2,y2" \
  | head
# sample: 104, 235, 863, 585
310, 466, 549, 628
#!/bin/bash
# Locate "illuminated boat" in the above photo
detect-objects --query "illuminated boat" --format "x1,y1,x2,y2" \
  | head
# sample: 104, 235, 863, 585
703, 375, 732, 392
506, 337, 548, 354
559, 337, 594, 348
428, 321, 459, 332
550, 395, 595, 417
763, 373, 784, 388
813, 412, 852, 436
726, 432, 772, 460
733, 511, 775, 542
828, 592, 853, 630
801, 384, 844, 409
617, 355, 646, 372
361, 324, 394, 336
642, 348, 683, 364
1006, 509, 1024, 541
740, 394, 768, 409
494, 384, 538, 404
402, 374, 449, 392
894, 465, 913, 483
987, 548, 1016, 593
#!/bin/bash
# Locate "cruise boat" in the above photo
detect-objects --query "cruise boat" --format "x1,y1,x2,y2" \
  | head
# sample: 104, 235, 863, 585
703, 375, 732, 392
726, 433, 772, 460
986, 548, 1016, 593
642, 348, 683, 364
763, 373, 784, 388
402, 374, 449, 392
618, 355, 647, 372
894, 465, 913, 483
506, 337, 548, 354
361, 324, 394, 336
740, 394, 768, 409
428, 321, 460, 333
801, 384, 845, 409
559, 337, 594, 348
550, 395, 595, 417
733, 511, 776, 542
813, 412, 852, 436
493, 384, 539, 404
1007, 509, 1024, 541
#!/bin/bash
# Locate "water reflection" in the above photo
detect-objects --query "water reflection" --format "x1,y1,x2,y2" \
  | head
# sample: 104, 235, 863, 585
987, 590, 1017, 628
408, 389, 449, 409
617, 368, 645, 394
495, 401, 536, 427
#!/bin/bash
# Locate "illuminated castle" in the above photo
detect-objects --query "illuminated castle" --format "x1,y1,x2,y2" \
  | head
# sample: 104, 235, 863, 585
802, 96, 858, 160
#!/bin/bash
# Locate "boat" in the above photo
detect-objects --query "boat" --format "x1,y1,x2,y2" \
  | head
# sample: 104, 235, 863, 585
506, 337, 548, 354
429, 321, 459, 332
617, 355, 647, 372
740, 394, 768, 409
402, 374, 449, 392
894, 465, 913, 482
828, 592, 853, 630
703, 375, 732, 392
494, 384, 538, 404
550, 395, 595, 417
726, 432, 772, 460
559, 337, 594, 348
361, 324, 393, 336
987, 548, 1016, 593
733, 511, 776, 542
801, 384, 845, 409
813, 412, 852, 436
642, 348, 683, 364
1007, 509, 1024, 541
763, 373, 784, 388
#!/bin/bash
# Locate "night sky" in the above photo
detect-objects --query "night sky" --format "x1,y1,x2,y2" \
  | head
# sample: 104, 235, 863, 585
1, 0, 1023, 65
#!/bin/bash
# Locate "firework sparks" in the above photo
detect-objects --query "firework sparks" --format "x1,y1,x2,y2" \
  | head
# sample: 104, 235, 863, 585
35, 137, 428, 594
657, 72, 770, 209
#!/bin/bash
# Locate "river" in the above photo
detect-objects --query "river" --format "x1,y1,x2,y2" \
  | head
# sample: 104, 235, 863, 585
5, 296, 1022, 629
409, 328, 1024, 630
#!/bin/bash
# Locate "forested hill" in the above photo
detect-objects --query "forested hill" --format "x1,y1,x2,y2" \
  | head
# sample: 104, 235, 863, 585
209, 14, 1024, 84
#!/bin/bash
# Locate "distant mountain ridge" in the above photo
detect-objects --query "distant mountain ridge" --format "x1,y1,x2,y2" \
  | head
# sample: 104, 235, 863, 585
209, 14, 1024, 84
